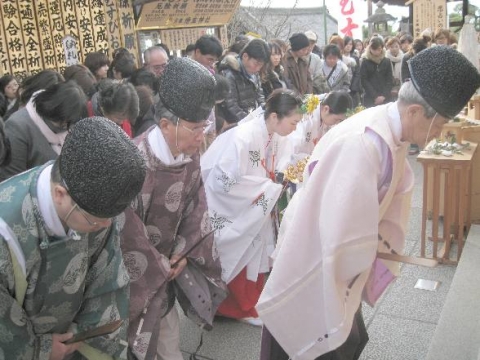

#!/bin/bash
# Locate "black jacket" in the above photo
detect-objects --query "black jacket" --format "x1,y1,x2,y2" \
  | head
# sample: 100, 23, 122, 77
218, 55, 265, 123
360, 55, 393, 108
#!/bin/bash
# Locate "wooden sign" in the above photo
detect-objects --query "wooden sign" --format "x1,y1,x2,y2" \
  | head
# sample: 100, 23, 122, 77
0, 0, 138, 79
63, 35, 80, 66
161, 28, 208, 51
48, 0, 66, 73
412, 0, 447, 37
219, 25, 229, 50
1, 1, 28, 80
117, 0, 139, 61
137, 0, 241, 30
36, 0, 57, 71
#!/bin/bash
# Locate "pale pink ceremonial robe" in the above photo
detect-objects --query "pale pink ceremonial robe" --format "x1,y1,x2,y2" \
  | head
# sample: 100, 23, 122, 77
256, 103, 414, 360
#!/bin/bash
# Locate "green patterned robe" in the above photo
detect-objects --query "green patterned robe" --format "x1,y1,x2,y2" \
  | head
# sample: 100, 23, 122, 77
0, 164, 130, 360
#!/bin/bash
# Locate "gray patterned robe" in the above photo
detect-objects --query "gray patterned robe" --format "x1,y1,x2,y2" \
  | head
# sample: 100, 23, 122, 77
0, 164, 130, 360
120, 128, 227, 359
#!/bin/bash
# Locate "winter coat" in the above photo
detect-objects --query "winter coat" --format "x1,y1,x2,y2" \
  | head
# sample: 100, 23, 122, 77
401, 52, 413, 83
345, 55, 362, 93
262, 66, 287, 99
360, 48, 393, 108
218, 55, 265, 123
315, 60, 351, 94
283, 50, 313, 96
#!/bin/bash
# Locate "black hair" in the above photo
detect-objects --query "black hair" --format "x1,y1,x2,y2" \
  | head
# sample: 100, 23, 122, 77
111, 53, 136, 79
112, 47, 130, 59
195, 35, 223, 58
63, 64, 97, 99
264, 89, 303, 120
135, 85, 153, 120
19, 70, 64, 106
0, 75, 16, 95
369, 37, 384, 50
84, 51, 110, 76
269, 41, 283, 56
343, 36, 355, 55
34, 81, 87, 125
323, 44, 342, 59
240, 39, 270, 63
322, 91, 353, 114
98, 80, 139, 123
228, 39, 249, 55
130, 68, 159, 94
411, 35, 430, 55
0, 93, 7, 118
400, 34, 413, 44
185, 44, 196, 53
213, 74, 229, 102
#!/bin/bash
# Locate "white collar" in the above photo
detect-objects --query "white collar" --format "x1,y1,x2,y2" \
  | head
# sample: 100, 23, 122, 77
37, 165, 67, 237
387, 102, 403, 145
147, 126, 192, 165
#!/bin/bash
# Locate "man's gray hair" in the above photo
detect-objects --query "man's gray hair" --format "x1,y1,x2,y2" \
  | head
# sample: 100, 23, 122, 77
153, 98, 177, 124
398, 80, 437, 118
143, 46, 168, 66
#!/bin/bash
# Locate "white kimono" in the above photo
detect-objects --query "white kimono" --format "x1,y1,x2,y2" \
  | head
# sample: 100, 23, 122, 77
201, 109, 291, 284
288, 94, 329, 158
256, 103, 414, 360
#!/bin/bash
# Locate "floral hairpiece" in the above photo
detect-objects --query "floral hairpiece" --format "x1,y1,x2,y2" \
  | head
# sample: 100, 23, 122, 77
300, 94, 320, 116
345, 105, 366, 118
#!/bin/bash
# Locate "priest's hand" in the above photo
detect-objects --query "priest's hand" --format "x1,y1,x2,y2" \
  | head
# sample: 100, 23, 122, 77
49, 333, 81, 360
168, 255, 187, 281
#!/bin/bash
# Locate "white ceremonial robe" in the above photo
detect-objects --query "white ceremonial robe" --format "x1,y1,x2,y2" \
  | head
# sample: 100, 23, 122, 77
256, 103, 414, 360
201, 109, 290, 284
288, 95, 329, 158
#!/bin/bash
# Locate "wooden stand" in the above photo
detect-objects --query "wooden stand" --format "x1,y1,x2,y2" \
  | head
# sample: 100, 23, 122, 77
417, 141, 478, 264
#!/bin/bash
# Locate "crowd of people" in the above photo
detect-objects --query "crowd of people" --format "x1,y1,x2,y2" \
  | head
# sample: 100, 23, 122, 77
0, 27, 479, 360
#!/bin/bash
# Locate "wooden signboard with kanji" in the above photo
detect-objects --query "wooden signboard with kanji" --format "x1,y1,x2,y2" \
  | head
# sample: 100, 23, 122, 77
410, 0, 447, 37
137, 0, 241, 30
0, 0, 138, 78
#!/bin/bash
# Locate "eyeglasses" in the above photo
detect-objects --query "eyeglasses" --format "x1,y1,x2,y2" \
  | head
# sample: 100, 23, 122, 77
178, 119, 213, 136
152, 63, 168, 72
64, 203, 100, 227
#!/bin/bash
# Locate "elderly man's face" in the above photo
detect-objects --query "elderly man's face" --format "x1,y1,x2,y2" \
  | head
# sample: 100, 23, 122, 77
145, 50, 168, 77
402, 104, 449, 146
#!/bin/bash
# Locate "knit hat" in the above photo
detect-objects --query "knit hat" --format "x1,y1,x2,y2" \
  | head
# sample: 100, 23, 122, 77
408, 46, 480, 118
289, 33, 310, 52
158, 57, 215, 123
304, 30, 318, 42
60, 117, 146, 218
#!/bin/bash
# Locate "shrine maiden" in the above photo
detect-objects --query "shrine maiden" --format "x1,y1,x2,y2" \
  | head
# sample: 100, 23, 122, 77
289, 91, 353, 158
201, 89, 303, 324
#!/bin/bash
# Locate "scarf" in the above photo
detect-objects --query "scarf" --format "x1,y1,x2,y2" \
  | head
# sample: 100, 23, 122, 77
323, 60, 344, 88
26, 94, 67, 155
120, 120, 132, 138
363, 46, 386, 64
386, 50, 404, 83
385, 49, 403, 64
